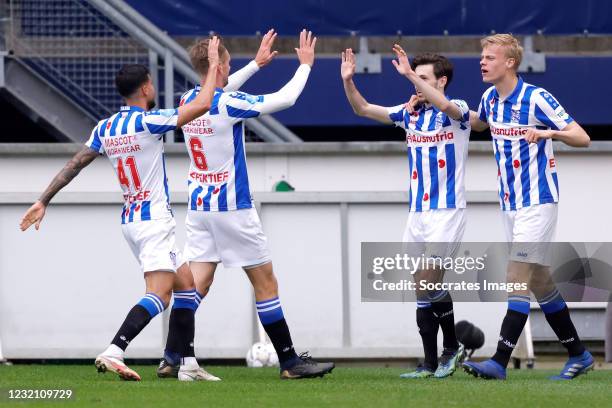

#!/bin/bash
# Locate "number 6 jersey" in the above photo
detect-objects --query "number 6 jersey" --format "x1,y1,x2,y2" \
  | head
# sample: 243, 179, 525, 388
180, 64, 312, 212
85, 105, 178, 224
180, 86, 263, 212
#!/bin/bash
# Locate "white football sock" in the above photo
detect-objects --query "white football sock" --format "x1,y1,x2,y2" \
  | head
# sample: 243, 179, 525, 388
102, 344, 124, 359
181, 357, 198, 367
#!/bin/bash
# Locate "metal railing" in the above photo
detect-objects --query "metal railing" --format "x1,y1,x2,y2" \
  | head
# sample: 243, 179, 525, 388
1, 0, 300, 143
2, 0, 147, 120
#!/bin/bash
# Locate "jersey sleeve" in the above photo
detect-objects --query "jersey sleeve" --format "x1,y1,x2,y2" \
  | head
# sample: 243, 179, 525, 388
450, 99, 470, 123
224, 60, 260, 92
179, 89, 195, 107
84, 122, 105, 154
214, 64, 310, 121
387, 104, 407, 129
250, 64, 311, 116
477, 96, 488, 123
142, 108, 179, 135
533, 89, 574, 130
216, 91, 265, 124
477, 87, 496, 123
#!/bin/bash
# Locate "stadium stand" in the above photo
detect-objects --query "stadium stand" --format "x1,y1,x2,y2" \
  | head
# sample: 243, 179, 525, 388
0, 0, 298, 143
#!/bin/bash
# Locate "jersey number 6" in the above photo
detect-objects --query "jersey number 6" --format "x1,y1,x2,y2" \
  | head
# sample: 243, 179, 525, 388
117, 156, 142, 191
189, 137, 209, 171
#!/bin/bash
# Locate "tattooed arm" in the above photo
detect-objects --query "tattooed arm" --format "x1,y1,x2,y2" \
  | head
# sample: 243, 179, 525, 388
20, 146, 99, 231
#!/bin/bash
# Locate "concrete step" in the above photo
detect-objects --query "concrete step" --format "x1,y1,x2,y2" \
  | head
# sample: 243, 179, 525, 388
0, 56, 96, 143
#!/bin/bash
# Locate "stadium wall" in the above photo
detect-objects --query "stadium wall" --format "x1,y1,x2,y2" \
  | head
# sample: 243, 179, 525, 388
0, 142, 610, 359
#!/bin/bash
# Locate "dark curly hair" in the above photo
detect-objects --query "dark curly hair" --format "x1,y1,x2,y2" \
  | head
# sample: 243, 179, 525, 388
411, 53, 454, 90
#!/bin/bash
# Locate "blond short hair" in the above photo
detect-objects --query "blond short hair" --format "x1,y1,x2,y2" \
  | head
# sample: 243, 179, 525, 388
480, 34, 523, 70
188, 36, 228, 76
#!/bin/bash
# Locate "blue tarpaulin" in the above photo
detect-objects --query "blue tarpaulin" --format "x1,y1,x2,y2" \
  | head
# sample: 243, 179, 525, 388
213, 56, 612, 126
125, 0, 612, 36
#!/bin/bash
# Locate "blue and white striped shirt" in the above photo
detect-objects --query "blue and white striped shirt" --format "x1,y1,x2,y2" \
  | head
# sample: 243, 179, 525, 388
388, 98, 471, 212
478, 77, 573, 211
85, 106, 178, 223
180, 87, 260, 212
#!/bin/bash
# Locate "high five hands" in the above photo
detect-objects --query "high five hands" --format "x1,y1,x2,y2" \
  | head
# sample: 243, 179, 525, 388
295, 29, 317, 67
340, 48, 356, 81
391, 44, 415, 77
255, 29, 279, 67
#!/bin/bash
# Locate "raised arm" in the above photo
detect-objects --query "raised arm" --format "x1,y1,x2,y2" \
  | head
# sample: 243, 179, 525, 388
20, 146, 99, 231
391, 44, 464, 121
254, 29, 316, 115
224, 61, 259, 93
224, 29, 278, 92
176, 36, 220, 127
341, 48, 393, 124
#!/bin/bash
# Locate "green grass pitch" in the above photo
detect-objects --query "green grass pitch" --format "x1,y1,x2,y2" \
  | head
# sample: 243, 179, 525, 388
1, 365, 611, 407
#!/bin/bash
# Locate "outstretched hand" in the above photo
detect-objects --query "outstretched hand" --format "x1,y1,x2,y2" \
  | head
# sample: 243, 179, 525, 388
255, 29, 279, 67
295, 29, 317, 67
391, 44, 414, 77
207, 36, 220, 65
20, 200, 46, 231
341, 48, 356, 81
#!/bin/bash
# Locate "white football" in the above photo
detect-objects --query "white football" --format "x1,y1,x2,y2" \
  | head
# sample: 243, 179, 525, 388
245, 342, 279, 368
264, 342, 279, 367
246, 342, 269, 367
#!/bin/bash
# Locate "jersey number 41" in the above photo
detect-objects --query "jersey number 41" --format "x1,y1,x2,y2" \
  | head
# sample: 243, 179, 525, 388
117, 156, 142, 191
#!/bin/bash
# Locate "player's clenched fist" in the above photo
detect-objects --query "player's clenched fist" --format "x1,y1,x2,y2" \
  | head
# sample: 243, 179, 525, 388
295, 29, 317, 67
20, 200, 46, 231
340, 48, 356, 81
525, 128, 554, 144
404, 94, 420, 114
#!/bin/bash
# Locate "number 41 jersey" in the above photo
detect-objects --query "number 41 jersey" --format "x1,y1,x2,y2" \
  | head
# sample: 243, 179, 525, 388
180, 86, 261, 212
85, 105, 178, 224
